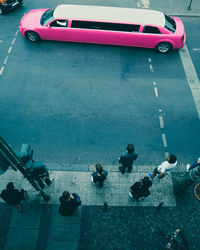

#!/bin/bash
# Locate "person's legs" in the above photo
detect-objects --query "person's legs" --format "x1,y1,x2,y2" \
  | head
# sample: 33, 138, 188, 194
128, 165, 132, 173
150, 167, 159, 179
119, 165, 126, 174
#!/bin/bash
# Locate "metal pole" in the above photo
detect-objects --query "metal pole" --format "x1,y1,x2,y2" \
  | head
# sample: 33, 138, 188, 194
188, 0, 193, 10
0, 137, 50, 202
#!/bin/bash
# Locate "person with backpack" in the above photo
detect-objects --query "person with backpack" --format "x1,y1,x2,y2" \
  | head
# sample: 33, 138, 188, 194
58, 191, 81, 216
129, 176, 152, 201
119, 144, 138, 174
91, 163, 108, 188
0, 182, 27, 212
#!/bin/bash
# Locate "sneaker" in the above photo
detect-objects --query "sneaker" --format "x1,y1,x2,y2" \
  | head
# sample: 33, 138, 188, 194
91, 177, 96, 185
186, 164, 190, 172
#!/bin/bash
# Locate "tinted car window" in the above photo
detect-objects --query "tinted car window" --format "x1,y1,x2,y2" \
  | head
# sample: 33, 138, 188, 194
50, 20, 68, 27
71, 21, 140, 32
143, 26, 161, 34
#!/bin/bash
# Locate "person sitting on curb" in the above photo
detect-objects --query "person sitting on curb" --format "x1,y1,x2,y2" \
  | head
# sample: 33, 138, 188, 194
91, 163, 108, 188
129, 176, 152, 201
0, 182, 27, 212
59, 191, 81, 216
119, 144, 138, 174
149, 154, 177, 180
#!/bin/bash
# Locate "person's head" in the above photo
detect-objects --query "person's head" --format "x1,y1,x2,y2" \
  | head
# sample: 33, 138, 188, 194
6, 182, 14, 191
127, 144, 134, 154
95, 163, 103, 175
62, 191, 70, 200
167, 154, 177, 164
141, 176, 152, 188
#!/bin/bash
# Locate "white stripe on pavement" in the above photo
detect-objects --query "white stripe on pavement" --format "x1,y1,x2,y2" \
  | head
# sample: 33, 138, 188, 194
179, 45, 200, 119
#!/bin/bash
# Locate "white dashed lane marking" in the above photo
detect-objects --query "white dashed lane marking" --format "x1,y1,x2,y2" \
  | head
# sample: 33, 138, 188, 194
8, 46, 13, 54
3, 56, 8, 65
159, 115, 164, 128
0, 66, 5, 75
154, 87, 158, 97
162, 134, 168, 147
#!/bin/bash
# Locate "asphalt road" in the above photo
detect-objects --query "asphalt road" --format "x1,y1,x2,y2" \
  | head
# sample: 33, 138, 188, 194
0, 4, 200, 166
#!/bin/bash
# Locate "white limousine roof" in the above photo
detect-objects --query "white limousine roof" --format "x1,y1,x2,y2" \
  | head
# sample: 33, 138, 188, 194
54, 4, 165, 27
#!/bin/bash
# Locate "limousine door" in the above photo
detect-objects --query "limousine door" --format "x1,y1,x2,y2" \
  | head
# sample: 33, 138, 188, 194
43, 19, 69, 41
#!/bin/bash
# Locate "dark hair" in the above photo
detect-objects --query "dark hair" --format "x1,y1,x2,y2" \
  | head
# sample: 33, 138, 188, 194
127, 144, 134, 154
7, 182, 14, 191
95, 163, 103, 175
167, 154, 177, 164
62, 191, 70, 200
142, 177, 152, 188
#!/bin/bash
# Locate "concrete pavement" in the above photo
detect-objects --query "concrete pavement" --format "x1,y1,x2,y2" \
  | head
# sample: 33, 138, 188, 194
0, 163, 186, 250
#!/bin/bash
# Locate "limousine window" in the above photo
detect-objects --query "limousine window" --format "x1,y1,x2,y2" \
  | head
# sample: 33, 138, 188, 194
40, 8, 54, 26
143, 26, 161, 34
164, 14, 176, 33
50, 20, 68, 27
71, 20, 140, 32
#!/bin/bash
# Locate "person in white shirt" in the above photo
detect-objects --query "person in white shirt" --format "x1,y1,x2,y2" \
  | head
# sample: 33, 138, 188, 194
149, 154, 177, 179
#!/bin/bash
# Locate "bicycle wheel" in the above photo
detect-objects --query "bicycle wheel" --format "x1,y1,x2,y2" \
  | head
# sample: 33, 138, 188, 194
194, 183, 200, 201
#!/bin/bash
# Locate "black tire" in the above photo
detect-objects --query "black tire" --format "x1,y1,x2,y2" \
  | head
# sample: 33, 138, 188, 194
155, 42, 172, 53
25, 31, 40, 42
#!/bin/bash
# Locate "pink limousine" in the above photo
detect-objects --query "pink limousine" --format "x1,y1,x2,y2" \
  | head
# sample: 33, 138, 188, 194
20, 4, 186, 53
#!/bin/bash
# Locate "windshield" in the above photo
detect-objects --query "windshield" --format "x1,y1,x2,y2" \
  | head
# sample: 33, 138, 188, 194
40, 8, 55, 26
164, 14, 176, 33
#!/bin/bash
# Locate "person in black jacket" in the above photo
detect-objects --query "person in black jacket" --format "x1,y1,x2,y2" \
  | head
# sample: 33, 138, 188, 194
59, 191, 81, 216
91, 163, 108, 188
119, 144, 138, 174
129, 176, 152, 201
0, 182, 27, 212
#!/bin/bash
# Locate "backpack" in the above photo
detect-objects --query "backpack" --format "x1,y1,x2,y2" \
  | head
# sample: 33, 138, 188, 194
74, 193, 81, 206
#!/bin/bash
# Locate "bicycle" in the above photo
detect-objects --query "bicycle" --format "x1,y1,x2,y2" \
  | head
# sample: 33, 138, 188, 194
193, 182, 200, 201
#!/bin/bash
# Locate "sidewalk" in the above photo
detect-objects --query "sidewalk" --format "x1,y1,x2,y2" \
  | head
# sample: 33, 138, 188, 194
0, 164, 178, 250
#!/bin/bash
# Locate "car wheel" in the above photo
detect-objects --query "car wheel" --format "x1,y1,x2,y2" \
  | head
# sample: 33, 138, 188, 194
156, 42, 172, 53
25, 31, 40, 42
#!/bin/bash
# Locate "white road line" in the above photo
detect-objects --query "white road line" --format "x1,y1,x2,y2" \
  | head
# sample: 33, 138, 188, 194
11, 37, 16, 45
149, 64, 154, 72
162, 134, 168, 147
15, 30, 19, 36
153, 81, 157, 85
165, 152, 169, 158
192, 48, 200, 51
8, 46, 12, 54
0, 66, 5, 75
159, 115, 164, 128
3, 56, 8, 65
0, 40, 3, 43
154, 87, 158, 97
148, 57, 152, 63
179, 45, 200, 119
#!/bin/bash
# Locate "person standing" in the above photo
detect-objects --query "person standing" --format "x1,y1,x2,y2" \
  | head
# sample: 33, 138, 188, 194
149, 154, 177, 180
119, 144, 138, 174
0, 182, 27, 212
129, 176, 152, 201
59, 191, 81, 216
91, 163, 108, 188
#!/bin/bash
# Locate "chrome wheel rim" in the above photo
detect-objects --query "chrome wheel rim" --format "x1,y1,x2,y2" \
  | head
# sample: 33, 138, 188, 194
158, 43, 170, 53
27, 32, 37, 42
